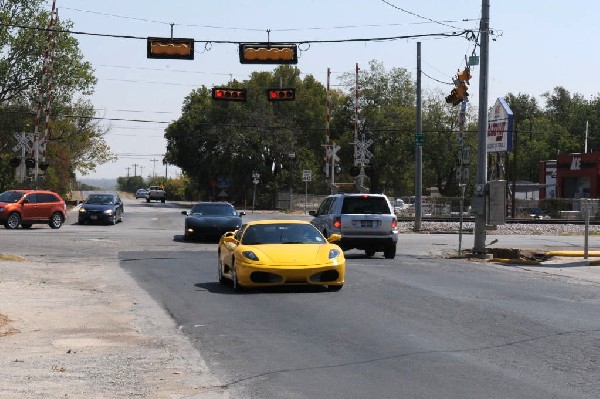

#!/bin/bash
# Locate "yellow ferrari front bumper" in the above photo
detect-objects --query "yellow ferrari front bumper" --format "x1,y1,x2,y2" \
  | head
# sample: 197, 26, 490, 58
235, 261, 345, 287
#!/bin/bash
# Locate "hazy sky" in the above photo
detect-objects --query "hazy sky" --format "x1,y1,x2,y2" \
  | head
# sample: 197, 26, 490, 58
49, 1, 600, 179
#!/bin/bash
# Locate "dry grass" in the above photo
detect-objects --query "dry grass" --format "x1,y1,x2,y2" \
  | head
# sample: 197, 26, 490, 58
0, 314, 20, 337
0, 254, 27, 262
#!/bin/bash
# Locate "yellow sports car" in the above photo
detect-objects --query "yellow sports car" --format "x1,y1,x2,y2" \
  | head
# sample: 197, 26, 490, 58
217, 220, 345, 291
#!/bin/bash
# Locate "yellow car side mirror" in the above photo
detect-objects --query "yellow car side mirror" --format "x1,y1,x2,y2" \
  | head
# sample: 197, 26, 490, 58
327, 234, 342, 243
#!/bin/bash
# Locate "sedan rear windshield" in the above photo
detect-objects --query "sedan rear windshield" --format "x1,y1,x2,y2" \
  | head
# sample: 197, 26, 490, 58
341, 197, 391, 215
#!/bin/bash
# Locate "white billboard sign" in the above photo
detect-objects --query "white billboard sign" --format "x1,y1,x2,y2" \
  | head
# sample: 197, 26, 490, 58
486, 98, 514, 153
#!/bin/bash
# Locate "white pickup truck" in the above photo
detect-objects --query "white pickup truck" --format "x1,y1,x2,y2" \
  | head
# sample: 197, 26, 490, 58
146, 186, 166, 203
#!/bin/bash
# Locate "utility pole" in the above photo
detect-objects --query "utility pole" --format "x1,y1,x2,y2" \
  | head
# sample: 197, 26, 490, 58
473, 0, 490, 256
415, 42, 423, 231
150, 158, 159, 177
132, 163, 138, 177
140, 165, 145, 177
325, 67, 331, 187
126, 167, 131, 178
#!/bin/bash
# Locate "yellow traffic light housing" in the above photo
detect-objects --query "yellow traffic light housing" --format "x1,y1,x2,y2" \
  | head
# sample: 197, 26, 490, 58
445, 83, 468, 106
456, 68, 471, 83
147, 37, 194, 60
266, 88, 296, 101
239, 43, 298, 64
211, 88, 247, 102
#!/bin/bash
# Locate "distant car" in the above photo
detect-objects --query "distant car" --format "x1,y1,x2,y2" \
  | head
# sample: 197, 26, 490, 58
182, 202, 245, 241
146, 185, 166, 203
0, 189, 66, 229
217, 220, 345, 291
135, 188, 148, 199
78, 193, 124, 225
310, 193, 398, 259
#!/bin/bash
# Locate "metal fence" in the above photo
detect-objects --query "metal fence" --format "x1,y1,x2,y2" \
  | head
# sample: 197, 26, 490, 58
277, 192, 600, 220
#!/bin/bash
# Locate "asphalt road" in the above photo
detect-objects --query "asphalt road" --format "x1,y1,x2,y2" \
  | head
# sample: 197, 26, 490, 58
2, 197, 600, 398
120, 248, 600, 399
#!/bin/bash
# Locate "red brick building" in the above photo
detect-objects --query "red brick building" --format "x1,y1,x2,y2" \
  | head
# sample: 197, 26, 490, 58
548, 153, 600, 199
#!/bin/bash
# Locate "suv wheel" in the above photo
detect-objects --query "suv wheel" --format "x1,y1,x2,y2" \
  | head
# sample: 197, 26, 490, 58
49, 212, 64, 229
5, 212, 21, 229
384, 244, 396, 259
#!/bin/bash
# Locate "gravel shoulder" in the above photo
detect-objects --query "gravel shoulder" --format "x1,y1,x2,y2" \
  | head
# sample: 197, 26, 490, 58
0, 254, 227, 399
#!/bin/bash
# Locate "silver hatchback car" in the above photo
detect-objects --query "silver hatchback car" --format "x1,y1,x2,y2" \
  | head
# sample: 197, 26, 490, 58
309, 193, 398, 258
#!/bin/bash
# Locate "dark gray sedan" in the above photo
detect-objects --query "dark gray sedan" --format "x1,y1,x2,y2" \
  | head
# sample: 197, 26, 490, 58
78, 193, 124, 225
182, 202, 245, 242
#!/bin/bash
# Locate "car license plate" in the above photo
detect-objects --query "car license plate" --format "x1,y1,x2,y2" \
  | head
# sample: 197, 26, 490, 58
91, 215, 97, 220
361, 220, 373, 227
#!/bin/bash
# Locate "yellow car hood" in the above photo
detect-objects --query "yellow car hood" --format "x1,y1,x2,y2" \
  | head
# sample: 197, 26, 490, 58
245, 244, 334, 265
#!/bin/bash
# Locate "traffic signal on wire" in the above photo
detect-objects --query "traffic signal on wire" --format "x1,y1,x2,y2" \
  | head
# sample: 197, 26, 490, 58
445, 83, 468, 106
211, 88, 247, 102
266, 88, 296, 101
239, 43, 298, 64
445, 68, 471, 106
147, 37, 194, 60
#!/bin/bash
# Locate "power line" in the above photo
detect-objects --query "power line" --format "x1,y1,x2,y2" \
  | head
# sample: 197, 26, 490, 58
0, 21, 472, 46
379, 0, 465, 30
61, 6, 476, 32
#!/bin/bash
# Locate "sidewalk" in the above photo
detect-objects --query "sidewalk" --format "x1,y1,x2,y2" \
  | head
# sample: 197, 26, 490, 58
525, 252, 600, 284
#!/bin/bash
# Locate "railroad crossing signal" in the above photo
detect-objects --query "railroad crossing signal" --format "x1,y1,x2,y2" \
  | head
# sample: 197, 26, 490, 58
355, 138, 373, 164
328, 143, 341, 162
147, 37, 194, 60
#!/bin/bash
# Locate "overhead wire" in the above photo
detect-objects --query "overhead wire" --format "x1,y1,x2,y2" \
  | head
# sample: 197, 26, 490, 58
0, 21, 474, 46
60, 6, 476, 32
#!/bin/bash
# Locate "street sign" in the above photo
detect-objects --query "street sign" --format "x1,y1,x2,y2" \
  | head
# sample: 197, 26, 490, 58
415, 134, 424, 146
462, 144, 472, 165
253, 179, 259, 185
302, 170, 312, 182
252, 172, 260, 179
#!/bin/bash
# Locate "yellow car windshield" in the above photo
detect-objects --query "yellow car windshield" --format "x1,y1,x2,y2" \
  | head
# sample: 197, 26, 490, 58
242, 224, 325, 245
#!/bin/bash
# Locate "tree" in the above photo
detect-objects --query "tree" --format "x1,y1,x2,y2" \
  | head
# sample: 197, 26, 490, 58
0, 0, 96, 105
165, 66, 330, 205
0, 1, 113, 194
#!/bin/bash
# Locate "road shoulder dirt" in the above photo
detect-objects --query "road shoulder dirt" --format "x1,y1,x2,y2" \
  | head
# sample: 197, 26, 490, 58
0, 255, 227, 399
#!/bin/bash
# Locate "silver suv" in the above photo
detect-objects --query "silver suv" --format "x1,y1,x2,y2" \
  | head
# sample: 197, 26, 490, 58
309, 193, 398, 259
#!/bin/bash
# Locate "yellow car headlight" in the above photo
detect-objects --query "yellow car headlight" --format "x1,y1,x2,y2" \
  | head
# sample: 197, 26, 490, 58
329, 249, 341, 259
242, 251, 259, 261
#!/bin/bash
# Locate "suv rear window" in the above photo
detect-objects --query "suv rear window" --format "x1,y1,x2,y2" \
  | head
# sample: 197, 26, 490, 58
340, 196, 391, 215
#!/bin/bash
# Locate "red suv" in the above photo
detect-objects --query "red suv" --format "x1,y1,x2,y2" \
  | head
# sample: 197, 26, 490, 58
0, 190, 67, 229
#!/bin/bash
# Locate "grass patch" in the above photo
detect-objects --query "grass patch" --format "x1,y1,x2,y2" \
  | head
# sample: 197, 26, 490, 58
0, 254, 27, 262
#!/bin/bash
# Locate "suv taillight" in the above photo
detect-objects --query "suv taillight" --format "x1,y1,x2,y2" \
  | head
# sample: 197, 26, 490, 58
333, 216, 341, 229
391, 219, 398, 229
